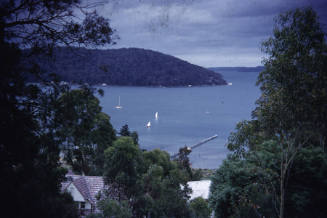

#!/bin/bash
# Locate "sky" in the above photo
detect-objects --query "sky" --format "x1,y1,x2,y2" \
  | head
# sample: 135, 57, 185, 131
92, 0, 327, 67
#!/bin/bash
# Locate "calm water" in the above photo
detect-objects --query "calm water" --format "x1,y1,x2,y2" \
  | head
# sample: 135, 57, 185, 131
99, 70, 261, 168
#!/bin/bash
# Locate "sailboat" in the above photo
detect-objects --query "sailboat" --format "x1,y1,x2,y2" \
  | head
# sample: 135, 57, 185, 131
115, 96, 122, 109
146, 121, 151, 128
155, 112, 159, 120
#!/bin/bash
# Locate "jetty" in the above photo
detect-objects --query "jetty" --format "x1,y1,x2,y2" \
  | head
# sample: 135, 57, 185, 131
171, 134, 218, 159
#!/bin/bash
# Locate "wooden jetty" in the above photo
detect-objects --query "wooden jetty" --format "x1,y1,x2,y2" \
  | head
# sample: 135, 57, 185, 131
171, 134, 218, 159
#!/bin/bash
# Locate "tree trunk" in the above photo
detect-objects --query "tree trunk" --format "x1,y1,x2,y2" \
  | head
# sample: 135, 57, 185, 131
280, 169, 285, 218
279, 141, 285, 218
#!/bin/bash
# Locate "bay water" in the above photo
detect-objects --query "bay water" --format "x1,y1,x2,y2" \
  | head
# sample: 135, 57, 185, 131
99, 70, 261, 169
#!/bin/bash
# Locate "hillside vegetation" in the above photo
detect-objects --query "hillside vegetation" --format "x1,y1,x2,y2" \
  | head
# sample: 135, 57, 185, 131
30, 47, 226, 86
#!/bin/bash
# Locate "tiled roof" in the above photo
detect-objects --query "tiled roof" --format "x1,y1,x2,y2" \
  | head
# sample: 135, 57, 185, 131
83, 176, 104, 203
62, 175, 105, 204
73, 176, 92, 202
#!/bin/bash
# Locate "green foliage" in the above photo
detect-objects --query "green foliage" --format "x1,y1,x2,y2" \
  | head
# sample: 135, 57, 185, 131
252, 8, 327, 218
92, 112, 116, 174
119, 124, 130, 136
0, 44, 79, 218
192, 169, 215, 180
0, 0, 115, 216
103, 145, 192, 217
227, 120, 266, 157
192, 169, 204, 181
210, 8, 327, 218
104, 137, 143, 199
210, 141, 282, 218
1, 0, 115, 49
190, 197, 211, 218
285, 147, 327, 218
211, 141, 327, 218
119, 124, 139, 145
57, 88, 116, 175
176, 146, 193, 176
256, 7, 327, 146
130, 131, 139, 145
143, 149, 174, 174
88, 199, 132, 218
137, 149, 191, 217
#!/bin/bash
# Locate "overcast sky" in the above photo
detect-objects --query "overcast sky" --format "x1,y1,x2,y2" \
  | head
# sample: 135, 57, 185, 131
93, 0, 327, 67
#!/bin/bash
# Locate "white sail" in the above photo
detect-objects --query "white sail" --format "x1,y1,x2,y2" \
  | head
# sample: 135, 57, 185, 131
146, 121, 151, 128
155, 112, 159, 120
115, 96, 122, 109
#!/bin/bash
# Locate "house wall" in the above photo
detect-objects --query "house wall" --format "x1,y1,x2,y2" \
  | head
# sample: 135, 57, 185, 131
85, 202, 92, 210
67, 183, 85, 202
66, 183, 93, 212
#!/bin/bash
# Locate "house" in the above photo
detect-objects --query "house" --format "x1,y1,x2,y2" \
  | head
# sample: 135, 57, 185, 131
62, 174, 212, 216
61, 174, 104, 216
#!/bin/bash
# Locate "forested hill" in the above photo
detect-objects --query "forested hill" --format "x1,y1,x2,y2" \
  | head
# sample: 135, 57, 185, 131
28, 47, 226, 86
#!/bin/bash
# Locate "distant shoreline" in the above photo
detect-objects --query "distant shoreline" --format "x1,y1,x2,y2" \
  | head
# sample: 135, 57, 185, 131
24, 47, 227, 87
208, 66, 264, 72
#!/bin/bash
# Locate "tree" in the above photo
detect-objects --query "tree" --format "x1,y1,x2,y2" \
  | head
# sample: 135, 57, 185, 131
1, 0, 115, 50
0, 51, 80, 218
284, 147, 327, 218
227, 120, 266, 158
190, 197, 211, 218
175, 146, 194, 180
0, 0, 115, 216
130, 131, 139, 145
136, 149, 192, 217
255, 8, 327, 218
210, 141, 327, 218
87, 199, 132, 218
91, 111, 117, 175
103, 137, 143, 201
57, 87, 116, 175
119, 124, 130, 136
102, 145, 192, 217
210, 141, 282, 218
209, 7, 327, 218
119, 124, 139, 145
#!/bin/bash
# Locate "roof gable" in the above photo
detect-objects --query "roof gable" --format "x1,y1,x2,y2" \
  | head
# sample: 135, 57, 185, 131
62, 175, 105, 204
66, 182, 86, 202
73, 176, 92, 202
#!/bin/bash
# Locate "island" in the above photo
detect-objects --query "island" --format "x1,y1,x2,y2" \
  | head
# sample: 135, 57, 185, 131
27, 47, 227, 87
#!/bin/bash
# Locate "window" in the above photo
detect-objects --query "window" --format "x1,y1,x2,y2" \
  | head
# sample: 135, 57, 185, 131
80, 202, 85, 209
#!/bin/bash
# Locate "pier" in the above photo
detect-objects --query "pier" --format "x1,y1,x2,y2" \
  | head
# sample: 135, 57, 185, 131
171, 134, 218, 159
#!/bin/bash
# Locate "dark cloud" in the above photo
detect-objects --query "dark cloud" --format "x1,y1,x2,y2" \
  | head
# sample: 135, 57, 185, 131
95, 0, 327, 67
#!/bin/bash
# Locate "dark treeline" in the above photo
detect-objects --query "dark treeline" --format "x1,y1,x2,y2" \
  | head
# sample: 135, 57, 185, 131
209, 66, 265, 72
0, 0, 116, 217
25, 47, 226, 87
209, 8, 327, 218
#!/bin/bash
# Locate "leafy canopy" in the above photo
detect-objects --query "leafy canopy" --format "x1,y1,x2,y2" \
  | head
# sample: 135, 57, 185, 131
210, 7, 327, 218
0, 0, 115, 217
